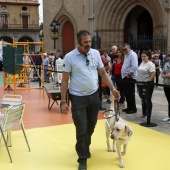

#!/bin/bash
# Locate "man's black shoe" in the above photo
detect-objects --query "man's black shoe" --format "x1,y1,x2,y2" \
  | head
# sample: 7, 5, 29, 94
126, 110, 137, 114
122, 108, 129, 112
87, 152, 91, 158
78, 163, 87, 170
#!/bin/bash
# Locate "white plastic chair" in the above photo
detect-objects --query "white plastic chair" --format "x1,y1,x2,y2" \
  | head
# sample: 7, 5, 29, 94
0, 104, 31, 163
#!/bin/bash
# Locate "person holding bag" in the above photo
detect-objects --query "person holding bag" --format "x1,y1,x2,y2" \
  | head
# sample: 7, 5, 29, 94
136, 51, 155, 119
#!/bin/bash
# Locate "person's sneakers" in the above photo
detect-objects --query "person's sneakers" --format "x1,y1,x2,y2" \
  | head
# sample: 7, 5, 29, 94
138, 115, 146, 118
126, 110, 137, 114
78, 163, 87, 170
162, 117, 170, 122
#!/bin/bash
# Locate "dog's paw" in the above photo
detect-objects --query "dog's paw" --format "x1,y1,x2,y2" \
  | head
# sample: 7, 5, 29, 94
113, 148, 116, 152
113, 146, 117, 152
121, 152, 126, 156
119, 160, 125, 168
107, 148, 112, 152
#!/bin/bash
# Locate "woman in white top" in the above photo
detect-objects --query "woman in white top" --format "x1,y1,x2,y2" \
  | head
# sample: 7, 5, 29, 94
137, 51, 156, 118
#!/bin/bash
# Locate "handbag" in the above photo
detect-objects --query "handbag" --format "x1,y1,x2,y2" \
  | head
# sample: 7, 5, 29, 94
159, 67, 162, 72
159, 60, 162, 72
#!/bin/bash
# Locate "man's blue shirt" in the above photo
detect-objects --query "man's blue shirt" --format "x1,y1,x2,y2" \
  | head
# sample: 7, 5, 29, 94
121, 50, 138, 79
63, 48, 104, 96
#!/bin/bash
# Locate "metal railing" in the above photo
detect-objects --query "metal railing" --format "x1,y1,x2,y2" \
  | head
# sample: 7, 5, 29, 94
0, 24, 40, 30
128, 35, 167, 53
0, 0, 38, 3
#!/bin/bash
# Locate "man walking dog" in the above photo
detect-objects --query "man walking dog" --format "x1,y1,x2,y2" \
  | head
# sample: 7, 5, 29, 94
61, 30, 120, 170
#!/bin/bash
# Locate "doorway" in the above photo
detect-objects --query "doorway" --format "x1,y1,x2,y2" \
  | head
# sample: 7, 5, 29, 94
124, 5, 153, 50
62, 21, 74, 56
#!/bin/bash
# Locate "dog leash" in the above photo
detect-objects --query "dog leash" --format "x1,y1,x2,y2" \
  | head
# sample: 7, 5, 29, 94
103, 100, 120, 130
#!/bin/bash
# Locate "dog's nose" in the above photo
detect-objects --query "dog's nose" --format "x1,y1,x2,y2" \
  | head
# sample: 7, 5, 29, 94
110, 134, 114, 139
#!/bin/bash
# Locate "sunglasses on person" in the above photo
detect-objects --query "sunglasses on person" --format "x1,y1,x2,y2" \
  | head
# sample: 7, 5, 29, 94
85, 54, 90, 66
123, 48, 128, 51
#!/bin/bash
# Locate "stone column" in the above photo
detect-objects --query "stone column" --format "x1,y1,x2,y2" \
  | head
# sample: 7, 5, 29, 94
88, 0, 95, 35
166, 0, 170, 53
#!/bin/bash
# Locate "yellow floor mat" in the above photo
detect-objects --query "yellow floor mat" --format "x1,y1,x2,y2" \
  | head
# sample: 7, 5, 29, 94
0, 120, 170, 170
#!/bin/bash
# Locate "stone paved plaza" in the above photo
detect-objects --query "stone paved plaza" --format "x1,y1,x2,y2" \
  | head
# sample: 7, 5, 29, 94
1, 71, 170, 135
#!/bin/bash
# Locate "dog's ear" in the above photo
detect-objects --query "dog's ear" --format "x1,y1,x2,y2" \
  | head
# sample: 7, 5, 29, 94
125, 125, 133, 137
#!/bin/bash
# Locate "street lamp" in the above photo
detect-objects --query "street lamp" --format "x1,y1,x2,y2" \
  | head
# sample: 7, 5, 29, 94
39, 22, 44, 41
50, 19, 60, 49
39, 30, 44, 41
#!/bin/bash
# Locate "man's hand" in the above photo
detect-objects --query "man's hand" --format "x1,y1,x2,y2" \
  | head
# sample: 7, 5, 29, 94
126, 73, 132, 78
60, 103, 69, 114
166, 73, 170, 78
112, 89, 120, 100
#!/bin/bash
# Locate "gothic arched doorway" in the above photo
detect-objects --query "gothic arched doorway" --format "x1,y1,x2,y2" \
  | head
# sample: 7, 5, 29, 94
62, 21, 74, 55
124, 5, 153, 50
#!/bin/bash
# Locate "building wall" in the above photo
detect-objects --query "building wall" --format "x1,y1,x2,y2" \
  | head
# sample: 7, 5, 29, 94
43, 0, 170, 53
0, 0, 40, 52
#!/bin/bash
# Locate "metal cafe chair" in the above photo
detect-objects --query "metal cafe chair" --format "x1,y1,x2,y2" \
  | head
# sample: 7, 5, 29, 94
0, 104, 31, 163
2, 94, 22, 106
0, 94, 23, 146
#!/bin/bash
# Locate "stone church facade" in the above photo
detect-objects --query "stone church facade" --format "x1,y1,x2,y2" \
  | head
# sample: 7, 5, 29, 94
43, 0, 170, 55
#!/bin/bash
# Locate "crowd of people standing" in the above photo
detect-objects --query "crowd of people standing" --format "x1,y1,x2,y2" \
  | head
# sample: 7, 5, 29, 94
99, 44, 170, 122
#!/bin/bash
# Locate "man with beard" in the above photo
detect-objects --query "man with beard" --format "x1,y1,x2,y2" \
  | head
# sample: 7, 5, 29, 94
60, 30, 120, 170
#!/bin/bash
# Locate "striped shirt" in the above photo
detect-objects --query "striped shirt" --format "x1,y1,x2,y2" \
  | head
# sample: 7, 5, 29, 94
121, 50, 138, 79
137, 61, 155, 82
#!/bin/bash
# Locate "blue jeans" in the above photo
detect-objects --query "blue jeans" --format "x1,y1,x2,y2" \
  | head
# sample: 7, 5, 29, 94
137, 81, 154, 116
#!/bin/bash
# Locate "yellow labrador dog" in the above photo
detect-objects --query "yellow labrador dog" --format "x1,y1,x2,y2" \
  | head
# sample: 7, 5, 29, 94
104, 95, 133, 168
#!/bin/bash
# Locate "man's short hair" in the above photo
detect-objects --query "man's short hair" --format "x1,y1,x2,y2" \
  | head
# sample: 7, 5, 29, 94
123, 43, 131, 49
77, 30, 91, 41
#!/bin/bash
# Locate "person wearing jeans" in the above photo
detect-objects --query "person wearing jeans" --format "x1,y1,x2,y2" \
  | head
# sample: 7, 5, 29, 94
137, 51, 155, 118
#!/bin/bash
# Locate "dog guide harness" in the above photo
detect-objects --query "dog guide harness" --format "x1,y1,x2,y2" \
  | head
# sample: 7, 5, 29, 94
102, 101, 120, 131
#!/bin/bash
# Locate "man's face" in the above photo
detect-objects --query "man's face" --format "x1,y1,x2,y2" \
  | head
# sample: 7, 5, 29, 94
112, 47, 117, 54
123, 46, 130, 54
78, 35, 92, 53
